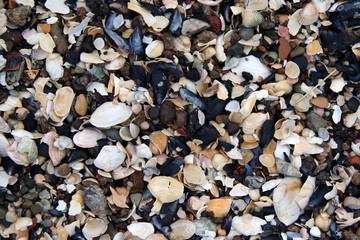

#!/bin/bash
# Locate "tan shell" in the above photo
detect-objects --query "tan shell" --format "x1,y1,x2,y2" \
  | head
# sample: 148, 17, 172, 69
90, 102, 132, 128
150, 131, 168, 154
73, 128, 105, 148
82, 218, 108, 239
152, 16, 170, 32
173, 35, 191, 53
298, 3, 319, 25
247, 0, 268, 10
169, 220, 196, 240
128, 222, 155, 239
285, 61, 300, 78
53, 87, 75, 117
232, 214, 267, 236
74, 94, 88, 116
306, 40, 322, 55
242, 112, 268, 134
205, 198, 232, 218
146, 40, 164, 58
148, 176, 184, 203
183, 163, 206, 185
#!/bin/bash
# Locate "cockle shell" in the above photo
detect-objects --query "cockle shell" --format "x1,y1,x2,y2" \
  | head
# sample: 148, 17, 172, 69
73, 128, 105, 148
148, 176, 184, 203
298, 3, 319, 25
232, 214, 267, 236
90, 102, 132, 128
53, 87, 75, 117
273, 177, 303, 226
93, 145, 126, 172
246, 0, 268, 10
241, 10, 264, 28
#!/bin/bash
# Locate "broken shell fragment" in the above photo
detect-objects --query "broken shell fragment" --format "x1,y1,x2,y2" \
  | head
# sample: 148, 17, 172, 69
93, 145, 126, 172
183, 163, 206, 185
53, 87, 75, 117
90, 102, 132, 128
285, 61, 300, 78
73, 128, 105, 148
148, 176, 184, 203
232, 214, 267, 236
241, 10, 264, 28
128, 222, 155, 239
82, 218, 108, 239
298, 3, 319, 25
205, 198, 232, 218
146, 40, 164, 58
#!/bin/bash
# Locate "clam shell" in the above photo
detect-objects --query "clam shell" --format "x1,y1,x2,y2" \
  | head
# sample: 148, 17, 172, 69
181, 19, 211, 36
94, 145, 126, 172
53, 87, 75, 117
229, 183, 250, 197
241, 10, 264, 28
73, 128, 105, 148
232, 214, 267, 236
173, 35, 191, 53
82, 218, 108, 239
149, 131, 168, 154
169, 220, 196, 240
285, 61, 300, 78
44, 0, 70, 14
242, 112, 268, 134
152, 16, 170, 32
295, 176, 316, 209
148, 176, 184, 203
312, 0, 331, 12
298, 3, 319, 25
205, 198, 232, 218
183, 163, 206, 185
247, 0, 268, 10
128, 222, 154, 239
90, 102, 132, 128
145, 40, 164, 58
288, 9, 302, 36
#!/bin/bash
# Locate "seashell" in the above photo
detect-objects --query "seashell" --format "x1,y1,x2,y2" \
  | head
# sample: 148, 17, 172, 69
205, 198, 232, 218
330, 77, 346, 93
298, 3, 319, 25
94, 37, 105, 51
0, 116, 11, 133
247, 0, 268, 10
53, 87, 75, 117
293, 137, 324, 155
129, 26, 144, 55
41, 132, 66, 166
163, 0, 177, 9
6, 141, 30, 167
128, 2, 156, 27
93, 145, 126, 172
15, 217, 33, 231
269, 0, 285, 10
169, 220, 196, 240
289, 93, 310, 112
273, 177, 303, 226
262, 178, 283, 192
17, 137, 38, 164
80, 51, 105, 64
82, 218, 108, 239
306, 40, 322, 55
169, 9, 182, 37
173, 35, 191, 53
275, 157, 302, 177
288, 9, 302, 36
146, 234, 167, 240
343, 196, 360, 210
39, 33, 56, 53
73, 128, 105, 148
146, 40, 164, 58
150, 131, 168, 154
105, 13, 124, 31
312, 0, 331, 12
90, 102, 132, 128
260, 51, 278, 65
45, 54, 64, 80
181, 19, 211, 36
315, 212, 331, 231
232, 214, 267, 236
183, 163, 206, 185
44, 0, 70, 14
231, 56, 271, 82
241, 10, 264, 28
230, 183, 250, 197
285, 61, 300, 78
152, 16, 170, 32
148, 176, 184, 203
225, 100, 240, 112
242, 112, 268, 134
295, 176, 316, 209
74, 94, 88, 116
128, 222, 155, 239
15, 0, 34, 7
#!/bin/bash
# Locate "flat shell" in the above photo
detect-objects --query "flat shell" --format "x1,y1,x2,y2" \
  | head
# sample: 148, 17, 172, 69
53, 87, 75, 117
148, 176, 184, 203
90, 102, 132, 128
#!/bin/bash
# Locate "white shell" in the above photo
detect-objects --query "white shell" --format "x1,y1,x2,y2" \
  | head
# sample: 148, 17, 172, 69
145, 40, 164, 58
45, 54, 64, 80
230, 183, 250, 197
148, 176, 184, 203
45, 0, 70, 14
94, 145, 126, 172
231, 56, 271, 82
127, 222, 155, 239
90, 102, 132, 128
232, 214, 267, 236
73, 128, 105, 148
295, 176, 316, 209
82, 218, 108, 239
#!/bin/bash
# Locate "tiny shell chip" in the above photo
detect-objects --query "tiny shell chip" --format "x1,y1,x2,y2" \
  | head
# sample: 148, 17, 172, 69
128, 222, 155, 239
183, 163, 206, 185
73, 128, 105, 148
148, 176, 184, 203
285, 61, 300, 78
93, 146, 126, 172
205, 198, 232, 218
82, 218, 108, 239
53, 87, 75, 117
90, 102, 132, 128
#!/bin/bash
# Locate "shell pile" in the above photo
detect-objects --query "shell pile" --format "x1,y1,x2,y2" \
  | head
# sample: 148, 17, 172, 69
1, 0, 360, 239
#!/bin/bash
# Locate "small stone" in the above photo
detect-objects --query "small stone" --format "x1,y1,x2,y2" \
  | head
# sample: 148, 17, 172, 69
306, 112, 328, 132
160, 101, 176, 124
300, 157, 316, 176
176, 110, 187, 128
260, 20, 275, 30
348, 156, 360, 166
50, 23, 68, 55
48, 209, 63, 217
278, 37, 291, 61
352, 172, 360, 185
21, 200, 33, 209
226, 43, 244, 56
41, 217, 52, 228
186, 68, 200, 81
148, 107, 160, 120
5, 6, 31, 27
289, 46, 306, 58
347, 97, 360, 112
30, 202, 43, 215
83, 185, 108, 219
74, 94, 88, 116
227, 122, 239, 135
310, 96, 329, 108
239, 27, 254, 41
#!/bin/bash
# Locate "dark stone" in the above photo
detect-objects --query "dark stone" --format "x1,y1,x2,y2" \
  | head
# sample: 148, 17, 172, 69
148, 107, 160, 120
226, 43, 244, 56
186, 68, 200, 81
160, 101, 176, 124
300, 157, 316, 176
194, 125, 219, 147
5, 194, 17, 202
130, 171, 145, 193
5, 6, 31, 27
260, 120, 274, 148
48, 209, 64, 217
260, 20, 275, 30
50, 23, 68, 55
227, 122, 239, 135
176, 110, 187, 128
306, 112, 328, 132
41, 217, 52, 228
160, 157, 184, 176
347, 97, 360, 112
239, 27, 254, 40
30, 202, 43, 215
204, 98, 226, 120
242, 71, 253, 81
83, 185, 108, 218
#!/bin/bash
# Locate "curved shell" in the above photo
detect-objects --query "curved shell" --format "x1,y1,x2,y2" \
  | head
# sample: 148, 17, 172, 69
285, 61, 300, 78
241, 10, 264, 28
205, 198, 232, 218
298, 3, 319, 25
183, 164, 206, 185
181, 19, 210, 36
128, 222, 154, 239
148, 176, 184, 203
232, 214, 267, 236
146, 40, 164, 58
169, 220, 196, 240
90, 102, 132, 128
247, 0, 268, 10
82, 218, 108, 239
93, 145, 126, 172
53, 87, 75, 117
73, 128, 105, 148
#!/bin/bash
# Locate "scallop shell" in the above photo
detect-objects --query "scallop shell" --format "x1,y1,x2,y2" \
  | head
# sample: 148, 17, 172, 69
128, 222, 155, 239
53, 87, 75, 118
146, 40, 164, 58
82, 218, 108, 239
298, 3, 319, 25
73, 128, 105, 148
241, 10, 264, 28
148, 176, 184, 203
312, 0, 331, 13
90, 102, 132, 128
205, 198, 232, 218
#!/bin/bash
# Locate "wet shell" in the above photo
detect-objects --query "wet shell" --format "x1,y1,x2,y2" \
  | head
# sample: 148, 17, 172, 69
298, 3, 319, 25
53, 87, 75, 117
285, 61, 300, 78
90, 102, 132, 128
183, 164, 206, 185
73, 128, 105, 148
93, 145, 126, 172
205, 198, 232, 218
241, 10, 264, 28
128, 222, 155, 239
169, 219, 196, 240
82, 218, 107, 239
232, 214, 267, 236
148, 176, 184, 203
273, 177, 303, 226
146, 40, 164, 58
